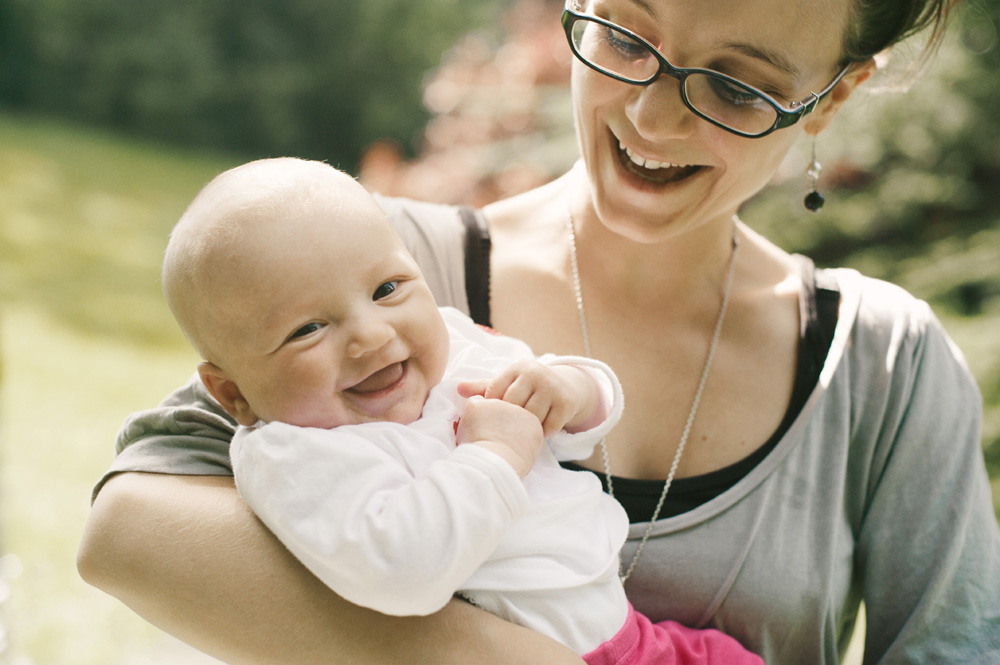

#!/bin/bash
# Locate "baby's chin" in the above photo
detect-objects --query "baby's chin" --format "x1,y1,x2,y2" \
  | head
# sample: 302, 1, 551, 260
344, 393, 430, 428
268, 387, 432, 430
378, 395, 430, 426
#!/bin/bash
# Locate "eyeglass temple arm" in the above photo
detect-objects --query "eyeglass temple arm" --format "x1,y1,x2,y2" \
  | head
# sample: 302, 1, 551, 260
774, 62, 850, 130
771, 93, 819, 130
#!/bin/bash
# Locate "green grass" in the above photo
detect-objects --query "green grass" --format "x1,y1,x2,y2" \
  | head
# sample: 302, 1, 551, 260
0, 111, 244, 348
2, 305, 220, 664
0, 111, 236, 664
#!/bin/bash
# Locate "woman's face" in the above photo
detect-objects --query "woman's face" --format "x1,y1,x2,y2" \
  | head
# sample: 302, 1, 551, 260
570, 0, 856, 242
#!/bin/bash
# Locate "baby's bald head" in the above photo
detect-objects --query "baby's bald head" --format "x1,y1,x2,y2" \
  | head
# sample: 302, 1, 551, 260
162, 158, 391, 365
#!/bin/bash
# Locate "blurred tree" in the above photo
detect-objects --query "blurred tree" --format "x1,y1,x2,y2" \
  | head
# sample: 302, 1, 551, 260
743, 0, 1000, 477
359, 0, 572, 206
0, 0, 506, 171
747, 0, 1000, 271
0, 0, 31, 106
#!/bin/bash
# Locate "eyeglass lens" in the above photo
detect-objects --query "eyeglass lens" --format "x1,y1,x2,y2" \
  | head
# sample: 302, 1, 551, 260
570, 17, 780, 135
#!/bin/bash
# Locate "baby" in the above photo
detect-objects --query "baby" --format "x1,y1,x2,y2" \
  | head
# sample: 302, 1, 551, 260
162, 157, 763, 665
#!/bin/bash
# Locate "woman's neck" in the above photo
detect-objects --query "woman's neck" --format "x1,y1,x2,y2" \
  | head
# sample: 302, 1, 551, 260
567, 182, 741, 305
483, 165, 798, 344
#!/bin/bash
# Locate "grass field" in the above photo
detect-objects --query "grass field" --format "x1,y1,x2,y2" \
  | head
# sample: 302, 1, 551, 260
0, 109, 995, 664
0, 111, 235, 664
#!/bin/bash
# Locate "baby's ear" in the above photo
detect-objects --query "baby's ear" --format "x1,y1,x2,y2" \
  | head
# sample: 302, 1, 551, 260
198, 362, 259, 426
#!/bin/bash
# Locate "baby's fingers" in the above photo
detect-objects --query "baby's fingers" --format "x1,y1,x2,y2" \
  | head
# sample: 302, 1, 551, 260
457, 379, 490, 398
530, 394, 573, 436
520, 388, 571, 436
458, 374, 519, 400
497, 372, 543, 409
483, 372, 519, 401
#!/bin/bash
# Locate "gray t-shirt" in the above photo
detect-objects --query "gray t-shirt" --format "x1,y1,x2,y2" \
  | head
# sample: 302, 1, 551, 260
96, 197, 1000, 664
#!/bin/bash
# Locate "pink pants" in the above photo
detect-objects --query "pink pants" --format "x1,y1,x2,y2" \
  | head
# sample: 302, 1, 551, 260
582, 605, 764, 665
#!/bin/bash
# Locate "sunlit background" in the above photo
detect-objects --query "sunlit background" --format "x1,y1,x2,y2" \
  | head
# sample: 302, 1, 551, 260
1, 0, 997, 663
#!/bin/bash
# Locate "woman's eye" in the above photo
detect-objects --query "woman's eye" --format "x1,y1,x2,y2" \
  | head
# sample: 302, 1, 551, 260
373, 281, 398, 301
604, 27, 648, 60
290, 322, 323, 339
708, 77, 761, 106
703, 76, 776, 112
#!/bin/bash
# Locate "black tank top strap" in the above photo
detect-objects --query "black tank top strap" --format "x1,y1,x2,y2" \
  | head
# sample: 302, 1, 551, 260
795, 254, 840, 382
458, 205, 492, 327
562, 254, 842, 522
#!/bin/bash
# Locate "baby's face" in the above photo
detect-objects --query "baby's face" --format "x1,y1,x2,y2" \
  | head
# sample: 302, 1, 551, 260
214, 198, 449, 429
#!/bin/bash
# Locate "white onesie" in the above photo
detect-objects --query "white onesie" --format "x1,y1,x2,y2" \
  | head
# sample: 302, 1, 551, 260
231, 307, 629, 655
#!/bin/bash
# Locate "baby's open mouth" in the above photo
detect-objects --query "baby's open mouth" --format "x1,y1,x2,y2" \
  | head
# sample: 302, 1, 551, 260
349, 362, 405, 394
617, 140, 701, 184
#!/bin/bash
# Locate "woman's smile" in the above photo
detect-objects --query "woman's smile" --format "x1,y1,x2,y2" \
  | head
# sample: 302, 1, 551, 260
608, 128, 705, 192
617, 138, 701, 183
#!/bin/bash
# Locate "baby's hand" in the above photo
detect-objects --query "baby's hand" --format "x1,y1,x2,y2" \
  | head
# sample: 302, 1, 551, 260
457, 359, 601, 437
456, 396, 543, 477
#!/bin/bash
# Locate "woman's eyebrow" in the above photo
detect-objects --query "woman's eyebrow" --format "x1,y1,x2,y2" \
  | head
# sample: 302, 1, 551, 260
617, 1, 800, 80
624, 0, 660, 21
718, 41, 800, 78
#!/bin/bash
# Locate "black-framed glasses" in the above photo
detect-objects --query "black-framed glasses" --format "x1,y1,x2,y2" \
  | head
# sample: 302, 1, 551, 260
562, 6, 851, 138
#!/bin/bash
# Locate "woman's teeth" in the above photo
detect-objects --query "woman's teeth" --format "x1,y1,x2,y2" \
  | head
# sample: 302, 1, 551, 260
620, 141, 690, 171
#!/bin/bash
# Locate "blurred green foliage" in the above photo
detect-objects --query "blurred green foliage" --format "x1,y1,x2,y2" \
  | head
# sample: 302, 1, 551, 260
744, 0, 1000, 492
0, 0, 505, 171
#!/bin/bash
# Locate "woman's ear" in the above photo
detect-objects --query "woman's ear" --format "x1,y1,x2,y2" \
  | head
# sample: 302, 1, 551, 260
198, 361, 260, 426
803, 58, 877, 136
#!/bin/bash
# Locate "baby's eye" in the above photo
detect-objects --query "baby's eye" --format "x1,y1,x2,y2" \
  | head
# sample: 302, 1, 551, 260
373, 281, 398, 301
289, 322, 324, 339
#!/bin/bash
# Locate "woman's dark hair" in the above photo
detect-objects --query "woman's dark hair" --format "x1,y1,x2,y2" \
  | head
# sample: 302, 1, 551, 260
844, 0, 962, 64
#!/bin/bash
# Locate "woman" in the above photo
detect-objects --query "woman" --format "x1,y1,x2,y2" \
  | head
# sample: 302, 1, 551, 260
77, 0, 1000, 663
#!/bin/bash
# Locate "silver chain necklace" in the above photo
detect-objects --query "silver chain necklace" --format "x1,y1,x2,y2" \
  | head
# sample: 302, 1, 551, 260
565, 209, 739, 582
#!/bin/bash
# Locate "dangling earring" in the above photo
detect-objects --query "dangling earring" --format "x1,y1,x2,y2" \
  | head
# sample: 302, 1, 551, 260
804, 139, 824, 212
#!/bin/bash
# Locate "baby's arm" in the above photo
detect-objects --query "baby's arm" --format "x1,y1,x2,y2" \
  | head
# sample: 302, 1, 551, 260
230, 418, 539, 616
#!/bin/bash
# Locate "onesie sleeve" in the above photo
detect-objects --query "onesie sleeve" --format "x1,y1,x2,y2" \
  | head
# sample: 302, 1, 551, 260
540, 355, 624, 462
853, 300, 1000, 663
230, 421, 529, 617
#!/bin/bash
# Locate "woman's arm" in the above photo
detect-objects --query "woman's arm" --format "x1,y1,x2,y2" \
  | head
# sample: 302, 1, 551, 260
77, 472, 586, 665
852, 299, 1000, 661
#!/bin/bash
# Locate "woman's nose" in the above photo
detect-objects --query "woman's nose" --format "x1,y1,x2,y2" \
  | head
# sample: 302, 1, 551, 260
625, 75, 696, 142
345, 314, 395, 358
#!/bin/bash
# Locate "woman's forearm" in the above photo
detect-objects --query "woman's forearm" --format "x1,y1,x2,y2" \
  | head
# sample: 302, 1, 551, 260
77, 472, 585, 665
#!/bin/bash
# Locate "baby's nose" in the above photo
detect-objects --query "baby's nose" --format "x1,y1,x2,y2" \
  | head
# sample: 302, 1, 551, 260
346, 316, 395, 358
